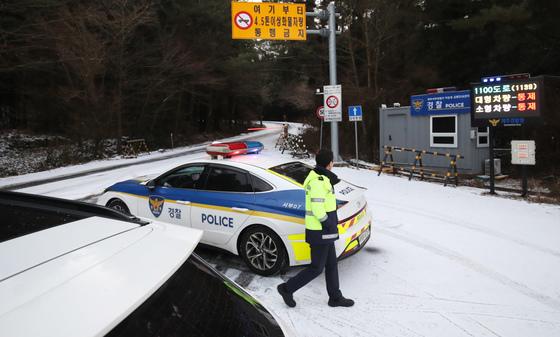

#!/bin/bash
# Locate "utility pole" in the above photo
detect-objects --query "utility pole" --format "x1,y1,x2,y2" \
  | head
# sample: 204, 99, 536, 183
307, 2, 341, 161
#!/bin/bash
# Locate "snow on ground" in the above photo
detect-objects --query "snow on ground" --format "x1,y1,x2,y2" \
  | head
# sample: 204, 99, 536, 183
3, 124, 560, 337
257, 169, 560, 337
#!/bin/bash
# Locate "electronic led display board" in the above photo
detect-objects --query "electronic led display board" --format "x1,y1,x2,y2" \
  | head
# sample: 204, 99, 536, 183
471, 77, 543, 124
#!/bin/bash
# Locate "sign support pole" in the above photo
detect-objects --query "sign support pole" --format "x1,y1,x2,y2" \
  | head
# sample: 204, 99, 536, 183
521, 126, 528, 198
354, 121, 359, 168
489, 126, 496, 194
327, 2, 340, 162
307, 3, 340, 160
320, 120, 324, 149
522, 165, 528, 197
348, 105, 362, 166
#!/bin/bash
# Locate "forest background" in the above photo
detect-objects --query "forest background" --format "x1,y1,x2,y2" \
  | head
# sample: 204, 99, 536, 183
1, 0, 559, 174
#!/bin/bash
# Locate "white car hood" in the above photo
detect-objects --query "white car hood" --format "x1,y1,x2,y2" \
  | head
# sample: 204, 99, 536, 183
0, 218, 202, 337
0, 217, 138, 281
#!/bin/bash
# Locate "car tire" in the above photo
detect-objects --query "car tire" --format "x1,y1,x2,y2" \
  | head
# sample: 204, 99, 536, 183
239, 226, 287, 276
107, 198, 130, 215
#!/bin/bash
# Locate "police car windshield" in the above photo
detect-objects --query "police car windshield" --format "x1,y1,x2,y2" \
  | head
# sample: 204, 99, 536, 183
269, 162, 313, 185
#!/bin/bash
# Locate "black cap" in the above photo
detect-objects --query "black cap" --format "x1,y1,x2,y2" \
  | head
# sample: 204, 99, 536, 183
316, 149, 333, 168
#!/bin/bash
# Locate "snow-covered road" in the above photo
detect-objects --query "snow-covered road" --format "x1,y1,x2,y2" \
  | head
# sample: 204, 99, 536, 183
3, 125, 559, 337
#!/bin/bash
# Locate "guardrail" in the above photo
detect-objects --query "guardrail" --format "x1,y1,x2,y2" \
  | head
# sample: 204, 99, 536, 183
378, 146, 463, 186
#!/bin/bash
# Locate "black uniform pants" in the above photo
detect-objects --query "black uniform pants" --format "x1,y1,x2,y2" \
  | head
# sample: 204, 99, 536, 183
285, 242, 343, 299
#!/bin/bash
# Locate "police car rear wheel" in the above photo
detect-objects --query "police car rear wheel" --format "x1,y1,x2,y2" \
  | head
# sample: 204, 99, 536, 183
107, 199, 130, 215
240, 227, 286, 276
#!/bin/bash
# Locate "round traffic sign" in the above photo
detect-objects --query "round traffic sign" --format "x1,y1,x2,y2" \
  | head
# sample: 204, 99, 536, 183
316, 106, 325, 120
234, 12, 253, 30
326, 95, 339, 109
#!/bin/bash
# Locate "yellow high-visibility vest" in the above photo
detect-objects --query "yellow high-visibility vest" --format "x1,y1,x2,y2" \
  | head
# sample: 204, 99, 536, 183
303, 170, 336, 231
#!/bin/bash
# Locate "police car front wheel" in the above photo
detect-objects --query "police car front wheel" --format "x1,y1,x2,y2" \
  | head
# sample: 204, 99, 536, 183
239, 226, 286, 276
107, 199, 130, 215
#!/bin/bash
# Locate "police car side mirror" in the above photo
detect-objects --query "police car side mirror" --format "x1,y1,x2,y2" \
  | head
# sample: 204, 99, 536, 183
147, 180, 156, 191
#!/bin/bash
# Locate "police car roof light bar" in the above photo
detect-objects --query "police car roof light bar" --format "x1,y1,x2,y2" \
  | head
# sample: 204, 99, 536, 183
206, 141, 264, 158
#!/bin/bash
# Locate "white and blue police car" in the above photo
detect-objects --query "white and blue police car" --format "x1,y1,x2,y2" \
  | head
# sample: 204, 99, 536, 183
98, 160, 372, 275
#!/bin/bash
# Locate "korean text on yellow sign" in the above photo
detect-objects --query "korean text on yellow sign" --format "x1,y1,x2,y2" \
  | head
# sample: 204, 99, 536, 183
231, 2, 306, 41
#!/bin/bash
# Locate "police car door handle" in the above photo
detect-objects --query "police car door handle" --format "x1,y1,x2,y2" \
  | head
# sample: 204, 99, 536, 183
231, 207, 249, 212
177, 200, 191, 205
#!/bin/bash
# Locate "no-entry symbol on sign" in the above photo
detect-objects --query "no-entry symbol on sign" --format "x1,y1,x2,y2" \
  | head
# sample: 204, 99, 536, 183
326, 95, 339, 109
234, 12, 252, 30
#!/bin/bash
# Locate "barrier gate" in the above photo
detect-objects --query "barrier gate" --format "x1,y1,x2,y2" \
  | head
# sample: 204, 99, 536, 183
378, 145, 463, 186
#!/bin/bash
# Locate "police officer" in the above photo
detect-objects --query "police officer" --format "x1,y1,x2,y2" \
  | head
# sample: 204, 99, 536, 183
277, 149, 354, 308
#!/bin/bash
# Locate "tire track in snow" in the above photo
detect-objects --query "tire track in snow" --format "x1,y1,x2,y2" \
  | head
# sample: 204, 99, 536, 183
296, 299, 423, 337
233, 272, 255, 288
467, 317, 503, 337
369, 199, 560, 259
438, 312, 476, 337
456, 312, 560, 325
377, 227, 560, 312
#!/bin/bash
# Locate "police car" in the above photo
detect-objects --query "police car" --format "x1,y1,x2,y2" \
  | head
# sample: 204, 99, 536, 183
1, 191, 292, 337
98, 160, 372, 276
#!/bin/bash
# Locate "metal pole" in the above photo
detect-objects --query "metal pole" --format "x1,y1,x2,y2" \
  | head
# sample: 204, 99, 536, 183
327, 1, 340, 162
522, 165, 528, 197
521, 125, 528, 197
354, 121, 359, 168
489, 126, 496, 194
320, 120, 324, 149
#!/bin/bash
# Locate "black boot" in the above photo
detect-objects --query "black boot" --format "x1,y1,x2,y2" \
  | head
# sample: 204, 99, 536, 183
328, 296, 354, 307
277, 283, 296, 308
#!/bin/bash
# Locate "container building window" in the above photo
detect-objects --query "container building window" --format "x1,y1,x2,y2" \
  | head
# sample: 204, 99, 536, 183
430, 115, 457, 148
477, 127, 489, 148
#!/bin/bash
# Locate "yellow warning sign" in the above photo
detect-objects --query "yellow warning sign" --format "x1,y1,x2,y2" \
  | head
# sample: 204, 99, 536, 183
231, 2, 306, 41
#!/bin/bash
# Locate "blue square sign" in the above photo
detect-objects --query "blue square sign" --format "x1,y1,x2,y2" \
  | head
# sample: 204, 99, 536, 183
348, 105, 363, 122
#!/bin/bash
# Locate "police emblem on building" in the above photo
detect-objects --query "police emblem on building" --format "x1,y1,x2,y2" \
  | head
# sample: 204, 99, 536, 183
413, 99, 423, 111
149, 196, 165, 217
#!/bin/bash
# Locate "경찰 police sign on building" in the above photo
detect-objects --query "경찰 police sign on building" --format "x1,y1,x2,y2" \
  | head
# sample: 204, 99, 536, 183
410, 90, 471, 116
